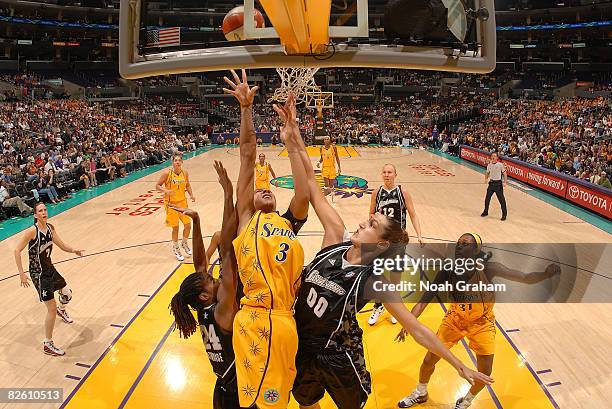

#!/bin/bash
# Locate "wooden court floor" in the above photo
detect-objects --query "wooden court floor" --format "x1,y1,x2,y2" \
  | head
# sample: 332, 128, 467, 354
0, 146, 610, 409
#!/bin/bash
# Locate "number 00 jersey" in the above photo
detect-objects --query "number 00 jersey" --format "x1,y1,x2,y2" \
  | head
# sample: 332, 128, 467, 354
374, 185, 407, 229
198, 304, 236, 383
294, 242, 373, 352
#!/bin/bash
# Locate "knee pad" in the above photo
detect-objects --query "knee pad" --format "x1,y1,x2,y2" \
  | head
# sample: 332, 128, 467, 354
58, 286, 72, 306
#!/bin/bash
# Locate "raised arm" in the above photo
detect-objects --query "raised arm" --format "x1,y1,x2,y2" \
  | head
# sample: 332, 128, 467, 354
275, 94, 344, 247
50, 225, 84, 257
223, 69, 259, 232
272, 93, 309, 220
206, 231, 221, 266
212, 161, 239, 332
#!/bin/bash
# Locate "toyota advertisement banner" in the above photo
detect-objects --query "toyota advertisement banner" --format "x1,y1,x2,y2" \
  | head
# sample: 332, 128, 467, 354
460, 146, 611, 219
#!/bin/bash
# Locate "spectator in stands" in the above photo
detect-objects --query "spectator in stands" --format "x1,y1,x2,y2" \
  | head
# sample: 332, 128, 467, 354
36, 169, 60, 204
597, 171, 611, 189
0, 179, 32, 217
47, 169, 71, 200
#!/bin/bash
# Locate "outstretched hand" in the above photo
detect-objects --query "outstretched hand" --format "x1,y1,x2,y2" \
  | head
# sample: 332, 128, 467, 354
167, 203, 199, 219
273, 92, 299, 144
457, 365, 494, 386
214, 160, 233, 194
223, 69, 259, 108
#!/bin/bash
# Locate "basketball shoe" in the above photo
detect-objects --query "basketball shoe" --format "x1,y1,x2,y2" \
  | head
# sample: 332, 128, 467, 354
368, 305, 385, 325
398, 390, 428, 408
181, 240, 192, 256
56, 307, 73, 324
43, 340, 65, 356
173, 245, 185, 262
454, 397, 473, 409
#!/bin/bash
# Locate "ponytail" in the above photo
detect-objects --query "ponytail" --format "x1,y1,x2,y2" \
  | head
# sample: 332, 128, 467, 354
169, 272, 204, 339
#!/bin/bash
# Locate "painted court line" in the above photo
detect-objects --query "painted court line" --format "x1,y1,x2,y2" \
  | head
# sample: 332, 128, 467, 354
505, 328, 520, 333
59, 263, 182, 408
75, 363, 91, 368
110, 324, 125, 328
496, 322, 562, 409
118, 323, 176, 409
536, 369, 552, 375
65, 375, 81, 381
546, 382, 562, 387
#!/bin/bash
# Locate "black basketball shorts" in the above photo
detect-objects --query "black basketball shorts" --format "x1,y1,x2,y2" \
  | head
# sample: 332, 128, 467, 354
293, 349, 371, 409
30, 268, 67, 302
213, 377, 241, 409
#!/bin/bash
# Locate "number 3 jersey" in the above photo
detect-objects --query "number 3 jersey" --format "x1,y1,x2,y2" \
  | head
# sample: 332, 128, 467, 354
197, 304, 236, 384
294, 242, 373, 353
232, 210, 304, 310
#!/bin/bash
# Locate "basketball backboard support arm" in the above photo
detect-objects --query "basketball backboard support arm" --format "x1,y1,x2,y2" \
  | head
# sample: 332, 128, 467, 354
119, 0, 496, 79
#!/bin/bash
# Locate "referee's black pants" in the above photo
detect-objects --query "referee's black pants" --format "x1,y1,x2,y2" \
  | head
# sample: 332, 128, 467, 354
483, 180, 507, 217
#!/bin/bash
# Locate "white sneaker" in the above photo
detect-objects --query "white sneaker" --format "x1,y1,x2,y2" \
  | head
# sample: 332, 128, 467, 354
181, 241, 192, 256
368, 305, 385, 326
173, 246, 185, 261
454, 397, 473, 409
43, 340, 65, 356
391, 315, 398, 324
398, 390, 428, 408
56, 307, 73, 324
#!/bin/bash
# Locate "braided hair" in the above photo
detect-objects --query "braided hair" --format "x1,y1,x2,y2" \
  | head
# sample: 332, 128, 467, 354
169, 272, 205, 339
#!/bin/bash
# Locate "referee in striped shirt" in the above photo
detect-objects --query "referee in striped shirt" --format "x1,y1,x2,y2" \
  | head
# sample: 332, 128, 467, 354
481, 152, 508, 221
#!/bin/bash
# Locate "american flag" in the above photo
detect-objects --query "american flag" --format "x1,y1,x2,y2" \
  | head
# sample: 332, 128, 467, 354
146, 27, 181, 47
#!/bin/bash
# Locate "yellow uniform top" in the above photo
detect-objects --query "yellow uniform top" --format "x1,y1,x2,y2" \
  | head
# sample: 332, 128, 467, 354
447, 267, 495, 322
255, 162, 270, 185
321, 146, 336, 169
164, 169, 187, 203
233, 210, 304, 311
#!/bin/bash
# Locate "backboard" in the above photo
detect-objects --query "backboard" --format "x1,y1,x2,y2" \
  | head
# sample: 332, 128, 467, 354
119, 0, 496, 79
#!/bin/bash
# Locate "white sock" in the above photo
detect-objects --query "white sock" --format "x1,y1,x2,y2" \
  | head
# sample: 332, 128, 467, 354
182, 238, 188, 245
58, 304, 66, 311
44, 338, 51, 343
173, 241, 179, 249
416, 383, 428, 395
464, 392, 475, 402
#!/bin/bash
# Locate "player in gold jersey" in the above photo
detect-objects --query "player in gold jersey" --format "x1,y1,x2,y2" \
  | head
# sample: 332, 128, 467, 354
317, 136, 341, 197
255, 153, 277, 190
156, 153, 196, 261
397, 233, 561, 409
223, 69, 309, 409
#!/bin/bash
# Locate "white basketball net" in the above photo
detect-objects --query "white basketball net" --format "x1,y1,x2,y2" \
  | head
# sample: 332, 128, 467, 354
268, 67, 320, 104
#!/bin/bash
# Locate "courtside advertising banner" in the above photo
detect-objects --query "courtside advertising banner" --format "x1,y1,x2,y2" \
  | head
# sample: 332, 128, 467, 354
460, 145, 612, 219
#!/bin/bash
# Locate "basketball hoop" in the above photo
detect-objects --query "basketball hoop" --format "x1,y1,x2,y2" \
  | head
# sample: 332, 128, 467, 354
268, 67, 320, 104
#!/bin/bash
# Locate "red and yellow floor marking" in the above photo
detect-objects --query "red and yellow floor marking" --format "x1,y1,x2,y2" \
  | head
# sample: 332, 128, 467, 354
63, 263, 555, 409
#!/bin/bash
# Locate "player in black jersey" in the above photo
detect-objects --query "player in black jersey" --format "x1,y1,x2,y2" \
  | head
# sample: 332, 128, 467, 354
272, 96, 493, 409
368, 163, 424, 325
169, 161, 240, 409
14, 202, 84, 356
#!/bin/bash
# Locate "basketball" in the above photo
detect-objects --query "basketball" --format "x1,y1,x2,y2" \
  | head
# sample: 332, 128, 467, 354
222, 6, 265, 41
